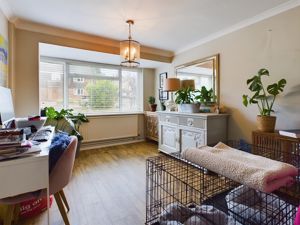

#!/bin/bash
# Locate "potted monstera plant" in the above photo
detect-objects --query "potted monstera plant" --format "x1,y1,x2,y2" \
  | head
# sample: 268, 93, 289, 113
175, 87, 199, 113
242, 68, 287, 132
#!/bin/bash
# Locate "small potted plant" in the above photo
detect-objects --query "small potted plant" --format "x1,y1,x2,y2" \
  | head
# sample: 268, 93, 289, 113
148, 96, 157, 112
195, 86, 216, 112
242, 68, 286, 132
175, 87, 199, 113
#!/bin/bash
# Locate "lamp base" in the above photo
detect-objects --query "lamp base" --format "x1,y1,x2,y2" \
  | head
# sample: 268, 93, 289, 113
165, 100, 177, 112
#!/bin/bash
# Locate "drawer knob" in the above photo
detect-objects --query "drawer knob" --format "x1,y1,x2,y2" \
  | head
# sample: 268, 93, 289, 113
187, 118, 193, 126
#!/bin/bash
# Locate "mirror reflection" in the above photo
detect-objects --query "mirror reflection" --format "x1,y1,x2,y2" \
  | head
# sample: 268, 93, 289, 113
176, 54, 219, 105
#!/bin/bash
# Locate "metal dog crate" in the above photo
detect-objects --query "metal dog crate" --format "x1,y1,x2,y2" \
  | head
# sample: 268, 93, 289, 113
145, 141, 300, 225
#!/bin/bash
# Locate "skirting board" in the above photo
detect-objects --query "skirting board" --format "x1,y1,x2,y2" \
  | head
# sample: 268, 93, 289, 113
81, 136, 146, 151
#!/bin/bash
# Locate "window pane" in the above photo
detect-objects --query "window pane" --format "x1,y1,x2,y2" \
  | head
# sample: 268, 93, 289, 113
39, 57, 143, 114
39, 61, 64, 109
177, 73, 213, 91
121, 70, 141, 112
68, 65, 120, 114
69, 64, 119, 78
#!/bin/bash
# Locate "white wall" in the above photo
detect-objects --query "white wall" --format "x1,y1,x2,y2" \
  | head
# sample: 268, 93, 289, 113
0, 8, 8, 87
155, 6, 300, 142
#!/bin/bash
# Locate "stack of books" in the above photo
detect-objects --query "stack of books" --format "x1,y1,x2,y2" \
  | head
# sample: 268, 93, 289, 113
279, 129, 300, 138
0, 129, 41, 160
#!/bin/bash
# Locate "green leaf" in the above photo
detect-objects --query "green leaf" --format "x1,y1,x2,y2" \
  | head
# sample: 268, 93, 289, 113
246, 76, 255, 85
249, 98, 258, 104
258, 68, 269, 76
255, 95, 266, 100
242, 95, 248, 106
45, 107, 57, 119
248, 76, 263, 92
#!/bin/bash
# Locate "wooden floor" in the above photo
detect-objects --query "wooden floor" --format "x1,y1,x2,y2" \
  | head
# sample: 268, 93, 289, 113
13, 141, 158, 225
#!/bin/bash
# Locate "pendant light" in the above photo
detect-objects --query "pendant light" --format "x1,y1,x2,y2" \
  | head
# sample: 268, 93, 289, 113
120, 20, 140, 67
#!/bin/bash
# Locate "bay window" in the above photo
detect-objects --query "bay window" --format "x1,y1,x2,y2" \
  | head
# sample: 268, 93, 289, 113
39, 57, 143, 114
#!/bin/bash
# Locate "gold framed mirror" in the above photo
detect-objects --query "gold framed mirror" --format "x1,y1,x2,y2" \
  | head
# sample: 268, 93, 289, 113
175, 54, 220, 106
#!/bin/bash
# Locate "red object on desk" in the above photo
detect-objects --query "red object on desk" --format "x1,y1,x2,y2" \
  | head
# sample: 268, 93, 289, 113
19, 195, 53, 218
28, 116, 41, 121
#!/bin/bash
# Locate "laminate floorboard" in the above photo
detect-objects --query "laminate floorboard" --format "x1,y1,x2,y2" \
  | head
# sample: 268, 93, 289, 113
9, 141, 158, 225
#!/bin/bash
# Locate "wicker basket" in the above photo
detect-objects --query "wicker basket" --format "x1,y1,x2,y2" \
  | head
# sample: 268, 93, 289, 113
256, 115, 276, 132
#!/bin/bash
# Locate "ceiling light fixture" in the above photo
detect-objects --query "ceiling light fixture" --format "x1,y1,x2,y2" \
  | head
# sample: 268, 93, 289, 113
120, 20, 140, 67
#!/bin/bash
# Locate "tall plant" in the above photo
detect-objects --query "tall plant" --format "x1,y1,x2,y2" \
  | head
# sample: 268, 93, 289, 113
175, 87, 195, 104
242, 68, 287, 116
195, 86, 215, 105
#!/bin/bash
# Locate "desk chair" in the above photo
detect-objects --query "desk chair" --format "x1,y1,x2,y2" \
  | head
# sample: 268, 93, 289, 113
0, 136, 78, 225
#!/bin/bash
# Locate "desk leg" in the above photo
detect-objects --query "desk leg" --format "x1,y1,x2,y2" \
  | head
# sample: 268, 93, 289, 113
47, 185, 50, 225
46, 158, 50, 225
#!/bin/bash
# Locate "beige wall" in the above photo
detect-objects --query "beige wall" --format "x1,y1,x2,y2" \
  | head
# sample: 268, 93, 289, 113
11, 23, 157, 145
0, 8, 8, 87
12, 27, 156, 116
143, 68, 156, 111
155, 6, 300, 142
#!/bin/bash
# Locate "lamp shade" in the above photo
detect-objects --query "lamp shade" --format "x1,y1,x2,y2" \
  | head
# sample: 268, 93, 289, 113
120, 20, 140, 67
120, 39, 140, 67
163, 78, 180, 91
181, 80, 195, 90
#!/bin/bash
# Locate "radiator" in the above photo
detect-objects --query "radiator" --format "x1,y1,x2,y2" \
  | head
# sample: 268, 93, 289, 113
80, 114, 139, 143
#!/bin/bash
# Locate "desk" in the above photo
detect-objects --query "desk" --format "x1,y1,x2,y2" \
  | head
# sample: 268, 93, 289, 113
0, 127, 54, 224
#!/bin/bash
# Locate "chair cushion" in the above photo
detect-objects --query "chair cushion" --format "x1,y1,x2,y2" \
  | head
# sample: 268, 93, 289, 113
49, 132, 71, 172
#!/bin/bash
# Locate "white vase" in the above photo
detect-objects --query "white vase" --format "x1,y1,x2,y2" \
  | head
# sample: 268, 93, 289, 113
178, 104, 200, 113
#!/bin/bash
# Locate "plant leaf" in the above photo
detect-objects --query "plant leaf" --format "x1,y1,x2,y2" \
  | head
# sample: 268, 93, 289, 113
242, 95, 248, 106
246, 76, 255, 85
258, 68, 269, 76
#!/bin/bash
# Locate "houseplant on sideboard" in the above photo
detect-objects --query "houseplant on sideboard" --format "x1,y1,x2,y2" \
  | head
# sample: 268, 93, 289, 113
242, 68, 287, 132
148, 96, 157, 112
195, 86, 216, 112
175, 87, 199, 113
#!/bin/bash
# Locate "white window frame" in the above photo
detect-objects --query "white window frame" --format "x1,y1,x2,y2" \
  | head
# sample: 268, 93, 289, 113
40, 56, 144, 114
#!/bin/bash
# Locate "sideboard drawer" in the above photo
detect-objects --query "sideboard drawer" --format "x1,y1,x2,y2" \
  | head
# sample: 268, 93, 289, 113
160, 114, 178, 125
179, 117, 206, 129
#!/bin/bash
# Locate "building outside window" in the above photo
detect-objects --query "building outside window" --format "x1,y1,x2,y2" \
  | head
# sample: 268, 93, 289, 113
73, 77, 85, 83
74, 88, 84, 96
39, 57, 143, 114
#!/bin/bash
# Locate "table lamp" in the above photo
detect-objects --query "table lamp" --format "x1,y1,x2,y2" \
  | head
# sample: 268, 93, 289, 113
181, 79, 195, 90
163, 78, 181, 111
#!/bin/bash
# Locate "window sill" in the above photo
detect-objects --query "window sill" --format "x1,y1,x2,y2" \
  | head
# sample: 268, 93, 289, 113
86, 112, 145, 118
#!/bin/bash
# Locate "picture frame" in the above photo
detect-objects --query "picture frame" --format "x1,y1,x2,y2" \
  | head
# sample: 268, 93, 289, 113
159, 89, 169, 100
159, 72, 168, 88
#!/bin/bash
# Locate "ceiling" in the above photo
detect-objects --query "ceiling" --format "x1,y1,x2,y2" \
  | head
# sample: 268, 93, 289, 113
1, 0, 299, 53
39, 43, 170, 68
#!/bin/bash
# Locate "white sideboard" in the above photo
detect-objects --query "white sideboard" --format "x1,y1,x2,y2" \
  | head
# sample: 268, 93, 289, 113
157, 112, 229, 154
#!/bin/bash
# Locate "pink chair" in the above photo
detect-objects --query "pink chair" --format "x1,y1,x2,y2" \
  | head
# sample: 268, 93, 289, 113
0, 136, 78, 225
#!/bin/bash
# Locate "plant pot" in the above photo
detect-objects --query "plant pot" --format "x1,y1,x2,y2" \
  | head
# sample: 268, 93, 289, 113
199, 103, 216, 113
149, 104, 157, 112
257, 115, 276, 132
199, 105, 211, 113
178, 104, 200, 113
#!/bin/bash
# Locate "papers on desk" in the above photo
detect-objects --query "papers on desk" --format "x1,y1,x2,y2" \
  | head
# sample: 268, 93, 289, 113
0, 131, 41, 161
0, 146, 41, 160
